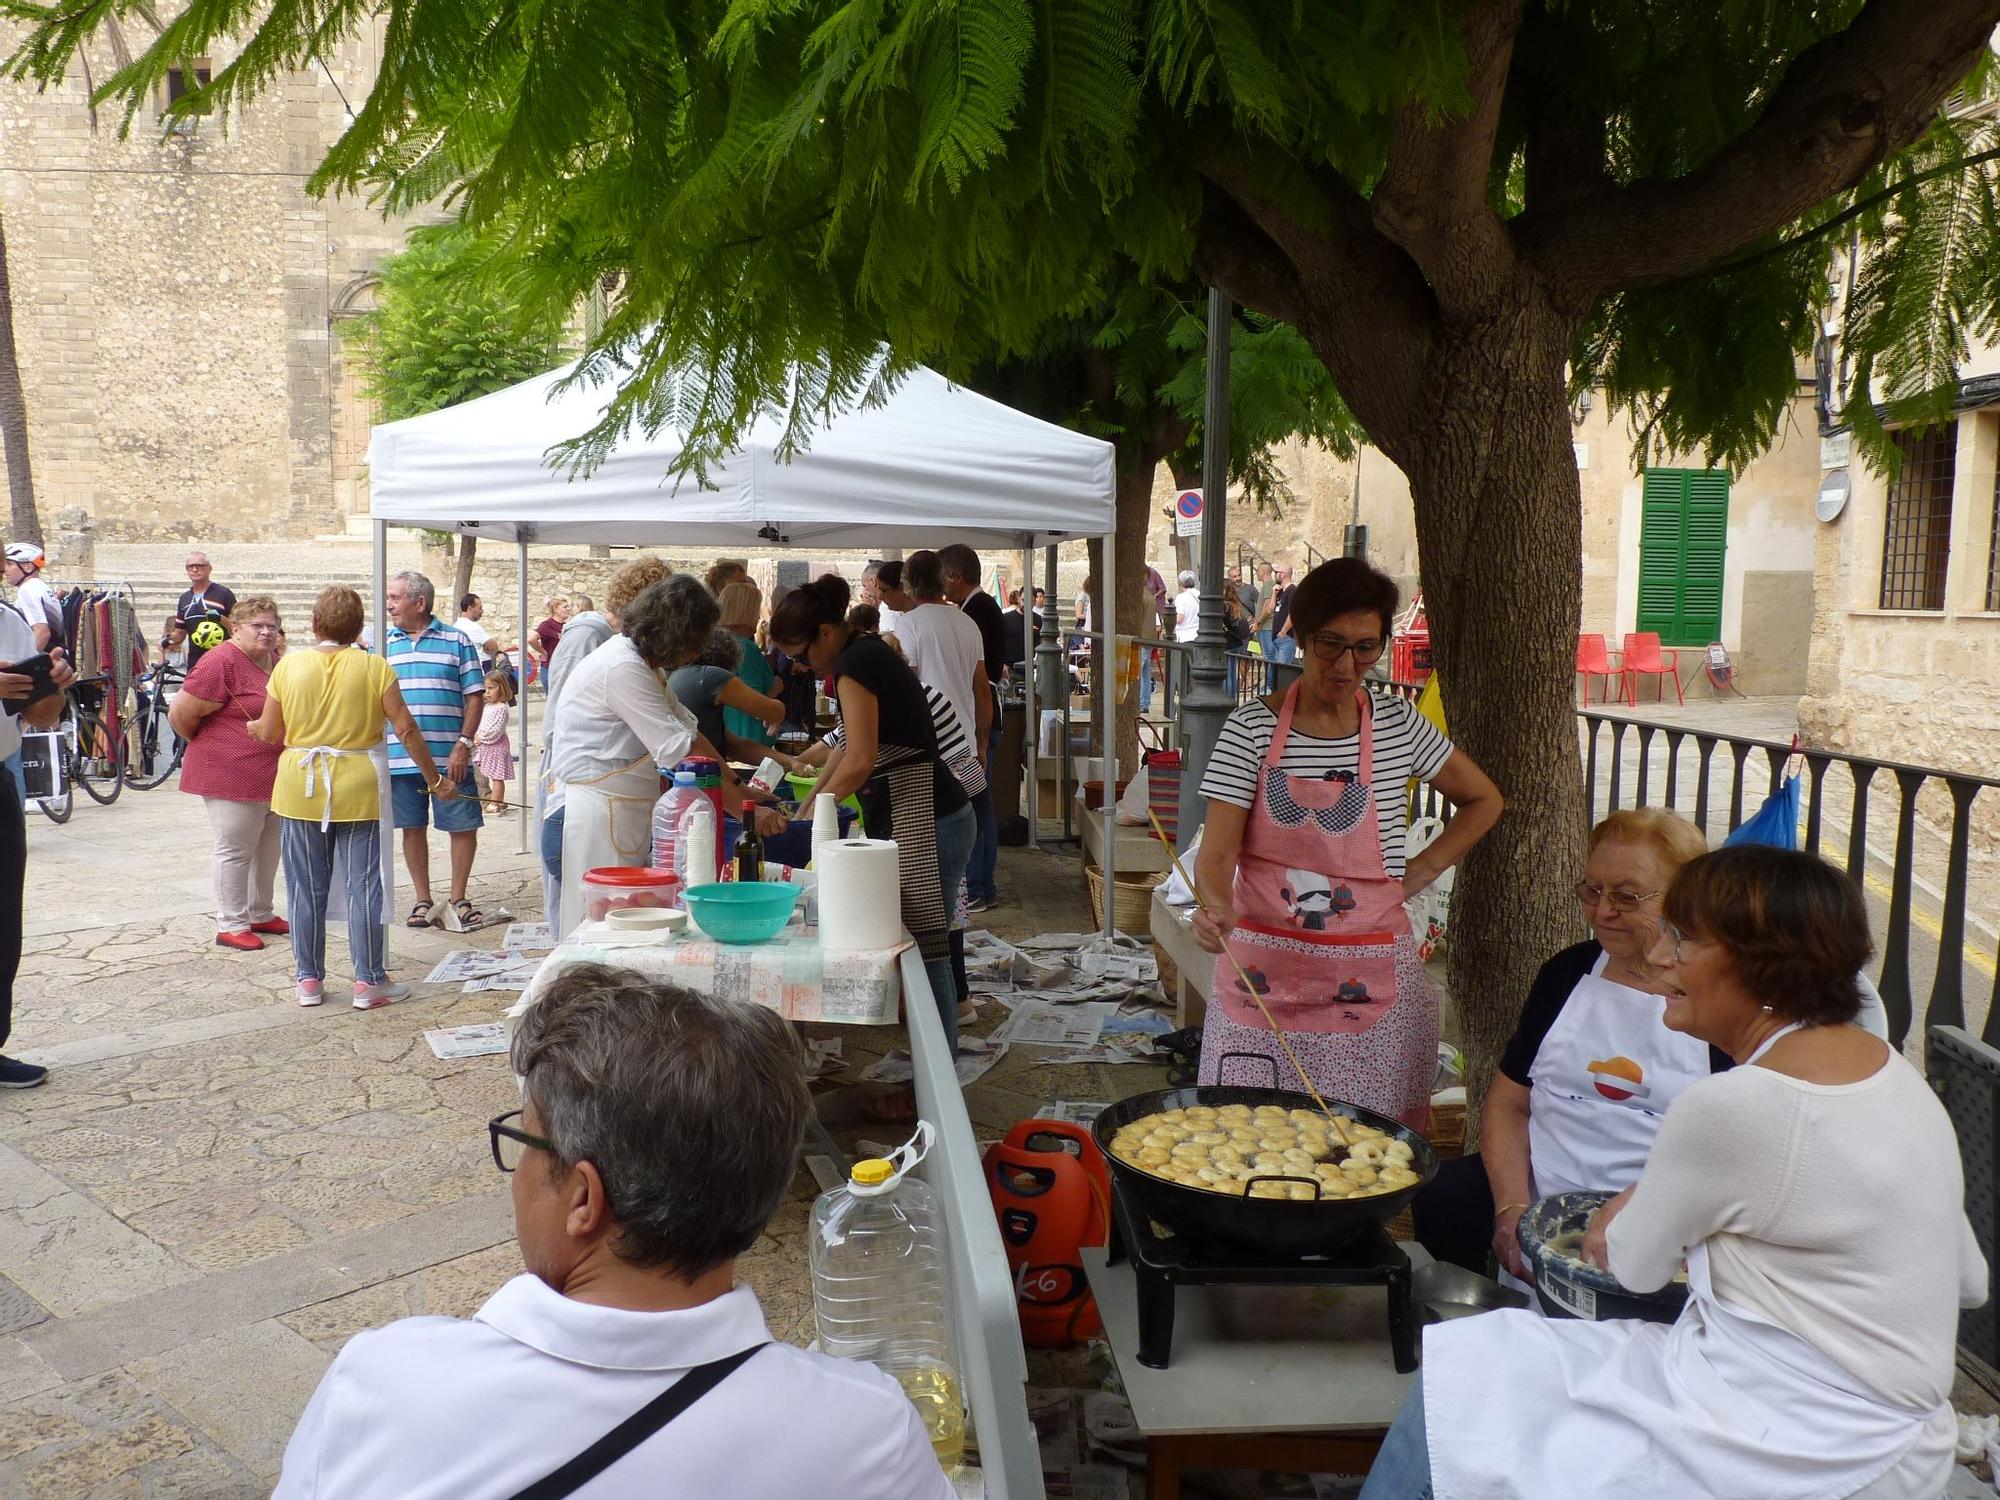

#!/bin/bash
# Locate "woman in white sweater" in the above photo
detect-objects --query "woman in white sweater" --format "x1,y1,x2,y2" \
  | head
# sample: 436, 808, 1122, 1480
1360, 845, 1987, 1500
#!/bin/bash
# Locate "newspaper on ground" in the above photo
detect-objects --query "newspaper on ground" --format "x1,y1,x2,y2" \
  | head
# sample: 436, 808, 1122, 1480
423, 1022, 510, 1060
860, 1035, 1007, 1088
804, 1037, 844, 1080
462, 966, 541, 994
962, 928, 1165, 1008
503, 921, 554, 952
1032, 1034, 1161, 1066
1038, 1099, 1111, 1126
991, 999, 1114, 1050
424, 950, 516, 985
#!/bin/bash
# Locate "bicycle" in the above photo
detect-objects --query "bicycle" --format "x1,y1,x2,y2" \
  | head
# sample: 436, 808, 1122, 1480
33, 679, 126, 822
126, 663, 185, 791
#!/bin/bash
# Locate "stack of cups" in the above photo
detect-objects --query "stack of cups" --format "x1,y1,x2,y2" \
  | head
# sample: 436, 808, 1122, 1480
810, 793, 840, 869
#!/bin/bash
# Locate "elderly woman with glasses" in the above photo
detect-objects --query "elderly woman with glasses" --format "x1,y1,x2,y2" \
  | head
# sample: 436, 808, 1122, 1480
1412, 808, 1714, 1279
170, 595, 289, 953
1190, 557, 1502, 1125
1361, 847, 1984, 1500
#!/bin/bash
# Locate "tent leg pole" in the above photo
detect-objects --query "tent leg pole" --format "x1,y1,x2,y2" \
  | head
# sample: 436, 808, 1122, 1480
517, 541, 530, 857
1101, 539, 1117, 946
1020, 542, 1035, 854
371, 522, 388, 662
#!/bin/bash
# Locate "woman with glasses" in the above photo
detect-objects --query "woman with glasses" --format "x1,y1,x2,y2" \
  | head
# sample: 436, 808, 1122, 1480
169, 595, 289, 953
1411, 808, 1714, 1279
1190, 557, 1502, 1125
1361, 847, 1983, 1500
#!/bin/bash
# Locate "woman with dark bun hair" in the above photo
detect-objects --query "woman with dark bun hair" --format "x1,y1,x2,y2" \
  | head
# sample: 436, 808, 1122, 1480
771, 575, 975, 1053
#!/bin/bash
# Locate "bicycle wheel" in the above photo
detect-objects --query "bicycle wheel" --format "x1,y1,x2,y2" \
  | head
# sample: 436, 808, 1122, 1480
74, 714, 125, 806
126, 696, 178, 791
36, 741, 73, 824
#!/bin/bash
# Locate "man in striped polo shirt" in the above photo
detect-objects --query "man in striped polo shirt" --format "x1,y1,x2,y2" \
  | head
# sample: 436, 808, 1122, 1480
385, 571, 487, 930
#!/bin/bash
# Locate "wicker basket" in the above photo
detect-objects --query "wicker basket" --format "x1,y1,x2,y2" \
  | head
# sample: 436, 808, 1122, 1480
1085, 861, 1164, 934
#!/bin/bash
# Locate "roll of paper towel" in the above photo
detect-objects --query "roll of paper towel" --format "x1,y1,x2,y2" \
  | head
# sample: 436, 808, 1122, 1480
816, 838, 903, 950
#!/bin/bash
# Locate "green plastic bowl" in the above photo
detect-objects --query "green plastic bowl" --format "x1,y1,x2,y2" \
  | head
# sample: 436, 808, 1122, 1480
681, 882, 800, 944
784, 771, 821, 802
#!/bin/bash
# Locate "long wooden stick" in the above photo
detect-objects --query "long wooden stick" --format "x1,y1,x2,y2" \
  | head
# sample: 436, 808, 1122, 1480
1145, 810, 1351, 1148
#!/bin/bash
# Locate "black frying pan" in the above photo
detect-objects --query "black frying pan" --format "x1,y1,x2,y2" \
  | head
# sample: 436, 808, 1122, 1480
1091, 1073, 1440, 1258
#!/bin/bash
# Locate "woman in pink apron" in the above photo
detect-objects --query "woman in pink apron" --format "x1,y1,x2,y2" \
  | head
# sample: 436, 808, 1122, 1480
1191, 558, 1502, 1125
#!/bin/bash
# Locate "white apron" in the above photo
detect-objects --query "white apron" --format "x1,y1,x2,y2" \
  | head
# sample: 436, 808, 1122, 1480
1426, 1028, 1944, 1500
558, 751, 659, 938
1527, 952, 1713, 1199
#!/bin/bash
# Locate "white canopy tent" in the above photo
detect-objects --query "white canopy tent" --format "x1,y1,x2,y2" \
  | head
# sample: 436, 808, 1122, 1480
363, 354, 1122, 934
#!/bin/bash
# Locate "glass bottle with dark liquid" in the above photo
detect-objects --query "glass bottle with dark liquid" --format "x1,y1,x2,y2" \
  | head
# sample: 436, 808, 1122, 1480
733, 821, 764, 884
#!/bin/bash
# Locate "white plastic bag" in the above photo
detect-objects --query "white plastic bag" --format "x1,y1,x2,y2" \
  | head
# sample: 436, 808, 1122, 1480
1404, 815, 1453, 961
1160, 824, 1203, 907
1115, 765, 1151, 825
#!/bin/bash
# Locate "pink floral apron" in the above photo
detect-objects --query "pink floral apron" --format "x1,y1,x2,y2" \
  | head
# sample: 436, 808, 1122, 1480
1197, 684, 1440, 1124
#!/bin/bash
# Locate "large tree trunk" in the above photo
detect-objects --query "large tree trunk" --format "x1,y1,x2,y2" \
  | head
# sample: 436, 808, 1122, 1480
453, 534, 477, 609
1396, 310, 1591, 1129
0, 211, 42, 548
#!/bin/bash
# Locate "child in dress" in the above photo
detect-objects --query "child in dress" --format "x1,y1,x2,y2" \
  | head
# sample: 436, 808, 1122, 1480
474, 670, 515, 812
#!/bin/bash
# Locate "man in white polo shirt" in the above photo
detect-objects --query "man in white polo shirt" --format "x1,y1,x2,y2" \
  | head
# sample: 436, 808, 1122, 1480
275, 963, 953, 1499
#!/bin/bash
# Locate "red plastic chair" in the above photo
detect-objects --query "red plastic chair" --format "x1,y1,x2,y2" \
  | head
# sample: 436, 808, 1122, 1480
1622, 632, 1685, 705
1575, 634, 1623, 704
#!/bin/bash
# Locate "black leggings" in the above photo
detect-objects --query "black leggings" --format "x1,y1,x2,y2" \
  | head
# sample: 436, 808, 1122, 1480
1410, 1151, 1497, 1274
0, 774, 21, 1051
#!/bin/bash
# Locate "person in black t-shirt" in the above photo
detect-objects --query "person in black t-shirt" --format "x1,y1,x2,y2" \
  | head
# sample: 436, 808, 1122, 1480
176, 551, 237, 668
1268, 565, 1297, 664
771, 576, 975, 1057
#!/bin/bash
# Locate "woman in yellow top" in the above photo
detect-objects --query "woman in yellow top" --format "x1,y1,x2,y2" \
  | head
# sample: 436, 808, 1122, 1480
251, 586, 450, 1011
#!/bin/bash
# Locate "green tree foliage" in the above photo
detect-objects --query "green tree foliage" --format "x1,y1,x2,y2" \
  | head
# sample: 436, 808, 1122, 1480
351, 223, 565, 423
9, 0, 1998, 1095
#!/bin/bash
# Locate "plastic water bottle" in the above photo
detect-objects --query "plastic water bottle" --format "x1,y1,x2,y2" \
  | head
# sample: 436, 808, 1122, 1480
809, 1130, 965, 1467
652, 771, 702, 887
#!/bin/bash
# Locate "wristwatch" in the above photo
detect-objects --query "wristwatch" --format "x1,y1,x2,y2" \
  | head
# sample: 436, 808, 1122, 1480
456, 735, 475, 750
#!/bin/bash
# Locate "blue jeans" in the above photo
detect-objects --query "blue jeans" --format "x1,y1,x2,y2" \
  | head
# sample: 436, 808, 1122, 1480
540, 805, 566, 930
280, 817, 385, 984
1272, 635, 1298, 664
390, 773, 484, 832
1256, 628, 1275, 659
1356, 1378, 1432, 1499
966, 785, 998, 905
1139, 649, 1155, 713
926, 802, 976, 1053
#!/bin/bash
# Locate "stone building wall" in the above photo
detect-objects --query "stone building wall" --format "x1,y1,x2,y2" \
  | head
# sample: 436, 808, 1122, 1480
0, 24, 415, 546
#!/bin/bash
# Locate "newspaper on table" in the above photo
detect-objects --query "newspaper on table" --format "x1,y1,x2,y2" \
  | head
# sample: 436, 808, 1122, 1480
423, 1022, 510, 1060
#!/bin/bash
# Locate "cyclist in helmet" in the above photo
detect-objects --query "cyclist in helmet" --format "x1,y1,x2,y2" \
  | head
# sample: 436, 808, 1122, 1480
1, 544, 57, 653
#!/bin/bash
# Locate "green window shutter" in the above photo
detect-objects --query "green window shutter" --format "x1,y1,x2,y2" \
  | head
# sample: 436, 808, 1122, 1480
1636, 468, 1729, 647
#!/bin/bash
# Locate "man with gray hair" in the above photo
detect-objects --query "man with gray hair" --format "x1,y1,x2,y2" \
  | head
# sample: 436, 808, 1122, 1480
385, 570, 486, 930
273, 964, 954, 1499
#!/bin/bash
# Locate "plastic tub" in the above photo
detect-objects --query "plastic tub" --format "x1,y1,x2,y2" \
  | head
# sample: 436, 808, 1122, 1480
682, 881, 800, 944
606, 906, 687, 934
579, 866, 682, 926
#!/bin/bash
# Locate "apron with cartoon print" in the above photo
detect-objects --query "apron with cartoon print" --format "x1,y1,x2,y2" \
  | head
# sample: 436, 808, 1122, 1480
1198, 684, 1440, 1123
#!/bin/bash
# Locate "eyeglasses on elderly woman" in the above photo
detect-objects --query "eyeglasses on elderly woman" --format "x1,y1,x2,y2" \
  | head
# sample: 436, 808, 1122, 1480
1573, 879, 1662, 914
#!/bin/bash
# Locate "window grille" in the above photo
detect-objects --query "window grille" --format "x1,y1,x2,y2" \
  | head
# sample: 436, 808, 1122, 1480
1879, 425, 1955, 610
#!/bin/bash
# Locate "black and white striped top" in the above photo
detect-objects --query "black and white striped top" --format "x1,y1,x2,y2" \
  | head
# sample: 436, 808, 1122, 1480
1198, 693, 1453, 877
825, 683, 987, 796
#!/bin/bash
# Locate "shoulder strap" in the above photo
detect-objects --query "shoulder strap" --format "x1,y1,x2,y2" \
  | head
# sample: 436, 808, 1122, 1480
506, 1344, 767, 1500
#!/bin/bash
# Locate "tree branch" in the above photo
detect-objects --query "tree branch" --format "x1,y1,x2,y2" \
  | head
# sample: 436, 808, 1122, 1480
1370, 0, 1523, 315
1194, 155, 1438, 453
1518, 0, 2000, 293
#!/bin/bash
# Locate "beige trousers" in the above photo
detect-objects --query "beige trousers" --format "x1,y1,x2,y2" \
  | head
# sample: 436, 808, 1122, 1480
205, 796, 280, 932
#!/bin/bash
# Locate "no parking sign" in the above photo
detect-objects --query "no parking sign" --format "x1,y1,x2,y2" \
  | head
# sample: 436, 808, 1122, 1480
1173, 489, 1203, 537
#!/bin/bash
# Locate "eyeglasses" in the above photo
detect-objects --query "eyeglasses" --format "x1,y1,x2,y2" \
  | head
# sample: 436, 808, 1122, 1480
245, 622, 281, 634
488, 1110, 555, 1173
1572, 880, 1662, 914
1306, 633, 1384, 665
1657, 919, 1690, 962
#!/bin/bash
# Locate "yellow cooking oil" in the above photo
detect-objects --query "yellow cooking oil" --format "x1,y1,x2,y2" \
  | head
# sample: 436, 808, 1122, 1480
896, 1362, 966, 1468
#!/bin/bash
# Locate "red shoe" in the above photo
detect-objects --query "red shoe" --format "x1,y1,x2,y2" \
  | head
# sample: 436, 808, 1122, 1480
250, 917, 291, 936
215, 930, 264, 952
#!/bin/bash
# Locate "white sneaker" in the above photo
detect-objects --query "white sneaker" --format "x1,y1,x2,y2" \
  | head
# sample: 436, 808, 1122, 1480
296, 979, 324, 1008
352, 980, 410, 1010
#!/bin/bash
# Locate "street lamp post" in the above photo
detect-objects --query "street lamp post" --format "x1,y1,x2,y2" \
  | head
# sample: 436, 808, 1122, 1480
1176, 287, 1234, 850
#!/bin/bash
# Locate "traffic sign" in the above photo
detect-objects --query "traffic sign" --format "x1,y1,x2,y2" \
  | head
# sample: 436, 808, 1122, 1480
1173, 489, 1203, 537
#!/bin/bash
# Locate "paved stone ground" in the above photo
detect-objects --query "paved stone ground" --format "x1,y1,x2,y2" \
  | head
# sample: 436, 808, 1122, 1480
6, 739, 1159, 1495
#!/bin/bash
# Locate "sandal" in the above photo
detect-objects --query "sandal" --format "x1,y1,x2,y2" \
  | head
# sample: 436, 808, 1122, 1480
441, 898, 486, 933
405, 901, 436, 929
